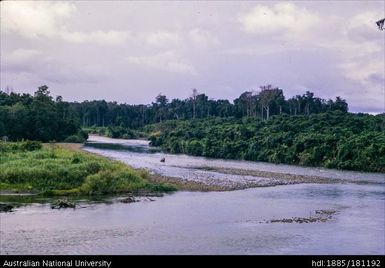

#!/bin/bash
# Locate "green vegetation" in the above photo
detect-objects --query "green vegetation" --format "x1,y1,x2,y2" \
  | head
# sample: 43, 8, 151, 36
1, 84, 384, 173
1, 85, 348, 138
0, 141, 176, 195
68, 87, 348, 129
148, 112, 385, 173
83, 126, 144, 139
0, 86, 86, 142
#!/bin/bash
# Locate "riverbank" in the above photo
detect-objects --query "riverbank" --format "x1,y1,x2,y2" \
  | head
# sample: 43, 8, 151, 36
83, 135, 385, 192
2, 138, 384, 254
145, 167, 382, 192
0, 141, 176, 196
147, 114, 385, 173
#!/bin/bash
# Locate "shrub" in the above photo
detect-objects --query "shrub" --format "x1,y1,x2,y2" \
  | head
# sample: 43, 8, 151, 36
64, 134, 86, 143
80, 169, 145, 195
85, 161, 102, 174
77, 130, 89, 140
20, 140, 42, 151
0, 140, 42, 152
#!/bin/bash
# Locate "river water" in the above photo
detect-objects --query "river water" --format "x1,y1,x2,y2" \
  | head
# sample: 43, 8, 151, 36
1, 136, 384, 255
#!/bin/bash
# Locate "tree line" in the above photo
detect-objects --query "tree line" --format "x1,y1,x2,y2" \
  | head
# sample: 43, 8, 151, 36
0, 85, 350, 141
72, 86, 348, 129
0, 86, 86, 142
42, 85, 349, 130
1, 85, 384, 172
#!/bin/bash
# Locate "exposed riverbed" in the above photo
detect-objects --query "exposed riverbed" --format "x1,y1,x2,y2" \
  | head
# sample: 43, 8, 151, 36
0, 136, 384, 254
83, 136, 385, 189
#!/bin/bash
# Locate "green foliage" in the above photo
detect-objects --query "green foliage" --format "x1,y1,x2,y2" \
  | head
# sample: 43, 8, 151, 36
1, 86, 382, 173
83, 126, 110, 137
0, 143, 176, 195
148, 112, 385, 173
80, 168, 146, 195
109, 126, 136, 139
21, 140, 42, 151
21, 87, 348, 131
64, 130, 89, 143
78, 129, 89, 140
0, 86, 81, 142
144, 183, 177, 192
1, 86, 350, 142
0, 140, 42, 152
83, 126, 141, 139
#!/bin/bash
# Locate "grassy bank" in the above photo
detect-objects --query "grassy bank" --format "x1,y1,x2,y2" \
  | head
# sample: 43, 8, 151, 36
0, 141, 176, 195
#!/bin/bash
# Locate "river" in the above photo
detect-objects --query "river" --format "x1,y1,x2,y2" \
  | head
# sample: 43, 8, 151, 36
1, 135, 384, 255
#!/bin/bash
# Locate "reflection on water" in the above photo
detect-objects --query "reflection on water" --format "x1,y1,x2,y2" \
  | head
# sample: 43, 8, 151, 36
0, 194, 116, 208
86, 142, 160, 153
1, 184, 384, 254
1, 136, 384, 255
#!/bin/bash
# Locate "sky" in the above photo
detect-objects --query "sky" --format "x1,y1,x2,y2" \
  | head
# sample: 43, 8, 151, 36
1, 1, 384, 113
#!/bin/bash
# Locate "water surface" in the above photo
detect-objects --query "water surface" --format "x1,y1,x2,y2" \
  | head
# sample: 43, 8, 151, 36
1, 184, 384, 254
1, 136, 384, 255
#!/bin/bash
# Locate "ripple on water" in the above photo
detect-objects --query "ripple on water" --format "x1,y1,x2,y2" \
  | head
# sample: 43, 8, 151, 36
1, 137, 383, 255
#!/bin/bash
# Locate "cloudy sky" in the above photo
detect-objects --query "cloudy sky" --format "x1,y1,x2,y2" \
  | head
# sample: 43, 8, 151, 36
1, 1, 384, 113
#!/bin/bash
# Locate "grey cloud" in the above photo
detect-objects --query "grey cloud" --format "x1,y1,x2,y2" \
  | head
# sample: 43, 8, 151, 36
1, 1, 384, 113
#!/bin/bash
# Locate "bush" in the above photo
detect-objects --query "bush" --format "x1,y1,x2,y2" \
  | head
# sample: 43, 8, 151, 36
0, 140, 41, 152
145, 183, 177, 192
20, 140, 42, 151
85, 161, 102, 174
78, 130, 89, 140
186, 140, 203, 156
80, 169, 145, 195
64, 134, 86, 143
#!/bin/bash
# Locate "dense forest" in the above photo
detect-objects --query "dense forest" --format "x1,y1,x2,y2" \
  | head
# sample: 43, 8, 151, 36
1, 85, 384, 172
63, 85, 349, 129
0, 86, 87, 142
148, 113, 385, 172
1, 85, 348, 140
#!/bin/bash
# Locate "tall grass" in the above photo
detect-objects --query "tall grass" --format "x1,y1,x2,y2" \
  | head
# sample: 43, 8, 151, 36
0, 141, 175, 195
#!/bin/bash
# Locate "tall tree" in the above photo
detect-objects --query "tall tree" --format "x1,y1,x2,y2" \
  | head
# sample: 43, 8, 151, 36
258, 85, 284, 120
191, 88, 198, 119
155, 93, 169, 122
